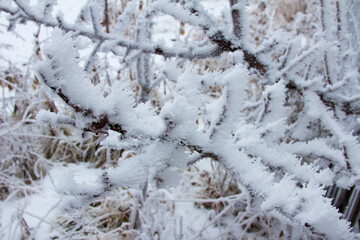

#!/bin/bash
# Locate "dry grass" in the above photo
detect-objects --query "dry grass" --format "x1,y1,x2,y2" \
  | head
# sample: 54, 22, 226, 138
52, 188, 139, 240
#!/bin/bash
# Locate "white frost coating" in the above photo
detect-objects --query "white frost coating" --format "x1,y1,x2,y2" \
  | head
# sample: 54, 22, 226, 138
6, 0, 359, 238
36, 30, 165, 137
157, 146, 188, 188
211, 140, 351, 240
151, 0, 210, 28
162, 61, 346, 237
32, 28, 354, 240
279, 139, 347, 168
231, 0, 250, 47
258, 80, 287, 139
235, 120, 333, 185
107, 157, 148, 188
161, 96, 202, 142
131, 102, 165, 136
296, 185, 351, 239
107, 141, 182, 188
101, 130, 143, 150
56, 170, 103, 196
279, 40, 327, 77
261, 174, 299, 212
305, 91, 360, 176
36, 109, 75, 127
36, 30, 105, 115
168, 61, 350, 238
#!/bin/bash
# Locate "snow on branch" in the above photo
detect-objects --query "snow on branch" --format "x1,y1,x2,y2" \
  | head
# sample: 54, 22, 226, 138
34, 26, 356, 238
3, 0, 360, 239
1, 0, 266, 73
37, 110, 75, 128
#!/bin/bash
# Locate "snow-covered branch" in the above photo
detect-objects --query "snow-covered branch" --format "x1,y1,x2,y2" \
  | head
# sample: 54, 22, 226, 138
2, 0, 360, 239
